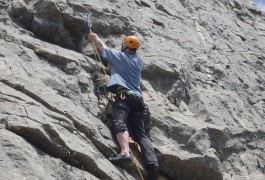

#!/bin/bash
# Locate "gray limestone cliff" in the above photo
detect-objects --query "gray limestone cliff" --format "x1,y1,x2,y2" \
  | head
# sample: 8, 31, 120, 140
0, 0, 265, 179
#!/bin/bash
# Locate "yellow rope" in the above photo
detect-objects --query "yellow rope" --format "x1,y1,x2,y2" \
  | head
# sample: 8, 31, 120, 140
91, 39, 108, 95
130, 150, 144, 180
92, 39, 113, 100
91, 40, 107, 76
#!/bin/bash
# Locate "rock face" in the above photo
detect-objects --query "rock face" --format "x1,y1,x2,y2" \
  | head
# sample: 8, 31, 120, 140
0, 0, 264, 179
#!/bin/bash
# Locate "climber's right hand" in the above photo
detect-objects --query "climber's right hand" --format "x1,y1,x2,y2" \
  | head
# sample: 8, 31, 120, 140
88, 32, 98, 41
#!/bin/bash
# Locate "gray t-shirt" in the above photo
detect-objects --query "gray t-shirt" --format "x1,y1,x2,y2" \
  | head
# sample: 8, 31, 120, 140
102, 48, 143, 95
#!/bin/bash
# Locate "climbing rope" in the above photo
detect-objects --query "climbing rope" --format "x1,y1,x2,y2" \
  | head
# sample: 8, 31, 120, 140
91, 39, 108, 95
86, 21, 114, 107
130, 150, 144, 180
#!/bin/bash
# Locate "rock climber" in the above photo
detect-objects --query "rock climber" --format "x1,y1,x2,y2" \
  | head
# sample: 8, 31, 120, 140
88, 32, 159, 180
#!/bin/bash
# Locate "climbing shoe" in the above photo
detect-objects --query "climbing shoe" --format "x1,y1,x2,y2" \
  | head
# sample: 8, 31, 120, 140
109, 153, 132, 162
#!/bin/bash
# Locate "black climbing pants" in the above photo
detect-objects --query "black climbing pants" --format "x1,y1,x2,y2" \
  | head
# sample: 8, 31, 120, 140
111, 92, 159, 167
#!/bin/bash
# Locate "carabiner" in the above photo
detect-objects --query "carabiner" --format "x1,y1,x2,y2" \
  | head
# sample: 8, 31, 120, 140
120, 93, 125, 99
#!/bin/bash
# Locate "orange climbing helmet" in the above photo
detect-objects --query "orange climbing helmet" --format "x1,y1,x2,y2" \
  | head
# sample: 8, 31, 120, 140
122, 36, 140, 49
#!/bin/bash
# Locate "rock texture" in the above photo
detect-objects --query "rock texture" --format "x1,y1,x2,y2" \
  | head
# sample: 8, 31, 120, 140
0, 0, 264, 179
